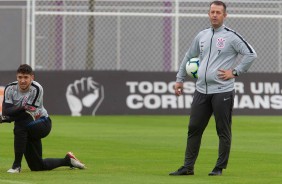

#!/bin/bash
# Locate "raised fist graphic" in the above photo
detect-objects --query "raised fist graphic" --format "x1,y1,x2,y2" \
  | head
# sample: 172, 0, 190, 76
66, 77, 104, 116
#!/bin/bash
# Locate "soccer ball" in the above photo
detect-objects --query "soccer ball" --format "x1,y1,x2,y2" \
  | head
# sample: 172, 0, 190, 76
186, 57, 199, 78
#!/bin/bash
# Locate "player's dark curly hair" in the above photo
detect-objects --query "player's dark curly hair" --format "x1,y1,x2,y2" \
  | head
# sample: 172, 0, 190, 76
17, 64, 34, 75
210, 1, 227, 12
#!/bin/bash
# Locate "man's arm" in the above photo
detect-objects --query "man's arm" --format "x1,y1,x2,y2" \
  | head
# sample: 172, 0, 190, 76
175, 33, 201, 95
2, 85, 26, 117
232, 35, 257, 76
176, 33, 201, 83
2, 102, 25, 117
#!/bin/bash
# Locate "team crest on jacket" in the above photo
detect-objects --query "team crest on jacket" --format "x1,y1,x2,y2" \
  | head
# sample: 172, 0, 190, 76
216, 38, 226, 48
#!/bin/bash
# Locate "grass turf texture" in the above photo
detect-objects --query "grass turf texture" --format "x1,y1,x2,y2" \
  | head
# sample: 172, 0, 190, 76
0, 115, 281, 184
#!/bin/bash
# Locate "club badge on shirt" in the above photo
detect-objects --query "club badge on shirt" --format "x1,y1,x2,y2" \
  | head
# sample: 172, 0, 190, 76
216, 38, 226, 49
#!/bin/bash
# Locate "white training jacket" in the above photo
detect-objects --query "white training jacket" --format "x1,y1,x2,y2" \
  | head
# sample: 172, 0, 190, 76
176, 24, 257, 94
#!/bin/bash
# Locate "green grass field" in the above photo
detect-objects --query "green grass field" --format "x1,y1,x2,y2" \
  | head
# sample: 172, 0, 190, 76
0, 115, 281, 184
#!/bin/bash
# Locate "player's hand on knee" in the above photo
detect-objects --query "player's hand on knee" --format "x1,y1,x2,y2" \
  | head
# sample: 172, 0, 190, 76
24, 105, 37, 112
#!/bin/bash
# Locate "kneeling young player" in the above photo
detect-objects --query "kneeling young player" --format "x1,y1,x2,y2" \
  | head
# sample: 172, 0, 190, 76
1, 64, 86, 173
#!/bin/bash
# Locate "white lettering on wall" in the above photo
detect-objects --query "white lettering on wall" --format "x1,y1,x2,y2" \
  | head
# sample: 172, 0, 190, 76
126, 81, 282, 110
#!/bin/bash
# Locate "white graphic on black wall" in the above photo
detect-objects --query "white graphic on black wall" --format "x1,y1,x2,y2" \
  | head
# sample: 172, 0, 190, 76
66, 77, 104, 116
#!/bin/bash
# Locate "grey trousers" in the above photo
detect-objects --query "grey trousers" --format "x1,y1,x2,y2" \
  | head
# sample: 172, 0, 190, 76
184, 90, 235, 170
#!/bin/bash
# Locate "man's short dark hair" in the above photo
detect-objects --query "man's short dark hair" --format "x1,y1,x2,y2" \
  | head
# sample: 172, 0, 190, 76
17, 64, 34, 75
210, 1, 227, 12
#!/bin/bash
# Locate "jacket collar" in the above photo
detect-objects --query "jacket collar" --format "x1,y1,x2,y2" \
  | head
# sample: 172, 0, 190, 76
212, 24, 225, 32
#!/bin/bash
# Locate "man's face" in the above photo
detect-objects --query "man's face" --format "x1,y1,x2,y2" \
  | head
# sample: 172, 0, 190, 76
17, 73, 34, 91
208, 4, 226, 29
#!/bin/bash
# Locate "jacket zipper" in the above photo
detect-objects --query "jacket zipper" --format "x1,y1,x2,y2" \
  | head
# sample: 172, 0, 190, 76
205, 29, 214, 94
